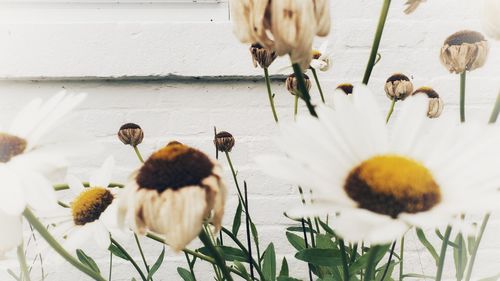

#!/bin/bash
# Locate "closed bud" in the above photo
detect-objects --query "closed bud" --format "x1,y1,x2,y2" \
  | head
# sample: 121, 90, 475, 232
286, 73, 312, 96
384, 73, 414, 101
250, 43, 278, 69
336, 83, 354, 95
412, 87, 444, 118
214, 131, 235, 153
118, 123, 144, 146
440, 30, 489, 74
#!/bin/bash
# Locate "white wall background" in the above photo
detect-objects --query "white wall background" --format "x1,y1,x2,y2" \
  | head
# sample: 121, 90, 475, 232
1, 0, 500, 280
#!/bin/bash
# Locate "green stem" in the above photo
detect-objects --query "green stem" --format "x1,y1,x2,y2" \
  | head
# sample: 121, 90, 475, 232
198, 230, 234, 281
22, 209, 107, 281
17, 243, 31, 281
364, 246, 382, 281
350, 243, 358, 265
399, 237, 404, 281
264, 67, 279, 123
380, 242, 396, 281
310, 67, 325, 103
488, 91, 500, 124
108, 251, 113, 281
386, 99, 396, 123
221, 227, 266, 281
294, 93, 299, 119
464, 214, 491, 281
362, 0, 392, 84
435, 226, 452, 281
53, 182, 124, 191
460, 71, 466, 123
339, 239, 350, 281
292, 63, 317, 117
224, 152, 245, 209
133, 234, 151, 279
184, 252, 197, 281
111, 238, 147, 281
134, 145, 145, 163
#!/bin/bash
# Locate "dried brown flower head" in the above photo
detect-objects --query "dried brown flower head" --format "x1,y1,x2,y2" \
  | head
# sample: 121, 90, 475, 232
118, 123, 144, 146
384, 73, 414, 101
250, 43, 278, 69
404, 0, 426, 14
214, 131, 235, 153
440, 30, 489, 74
286, 73, 312, 96
336, 83, 354, 95
412, 87, 444, 118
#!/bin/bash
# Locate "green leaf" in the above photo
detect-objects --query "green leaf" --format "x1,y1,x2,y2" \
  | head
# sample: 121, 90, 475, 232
109, 244, 129, 260
277, 277, 302, 281
318, 220, 335, 235
233, 261, 251, 281
479, 273, 500, 281
199, 246, 248, 262
295, 248, 342, 267
286, 226, 316, 233
177, 268, 195, 281
416, 228, 439, 265
376, 261, 397, 281
147, 247, 165, 280
131, 278, 137, 281
315, 234, 336, 249
402, 273, 435, 279
7, 269, 21, 281
286, 232, 305, 251
262, 243, 276, 281
279, 257, 289, 277
435, 229, 459, 248
349, 244, 390, 275
250, 221, 260, 259
232, 202, 243, 236
467, 235, 476, 256
453, 233, 468, 281
76, 249, 100, 274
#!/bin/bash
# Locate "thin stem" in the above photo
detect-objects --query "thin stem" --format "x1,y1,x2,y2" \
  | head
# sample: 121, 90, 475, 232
310, 68, 325, 103
294, 93, 299, 119
53, 182, 124, 191
364, 245, 382, 281
464, 214, 491, 281
386, 99, 396, 123
224, 152, 245, 208
17, 243, 31, 281
362, 0, 392, 84
184, 253, 197, 281
460, 71, 466, 123
111, 238, 147, 281
339, 239, 350, 281
133, 145, 145, 163
23, 209, 106, 281
108, 251, 113, 281
435, 226, 452, 281
198, 230, 234, 281
488, 91, 500, 124
244, 183, 255, 281
292, 63, 317, 117
301, 219, 314, 281
380, 242, 396, 281
399, 237, 404, 281
133, 234, 151, 279
264, 67, 279, 123
350, 244, 358, 265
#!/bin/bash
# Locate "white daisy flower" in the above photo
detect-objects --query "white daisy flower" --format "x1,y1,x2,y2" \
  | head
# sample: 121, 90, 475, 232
50, 156, 125, 253
0, 211, 22, 256
310, 41, 332, 72
0, 91, 87, 216
257, 85, 500, 245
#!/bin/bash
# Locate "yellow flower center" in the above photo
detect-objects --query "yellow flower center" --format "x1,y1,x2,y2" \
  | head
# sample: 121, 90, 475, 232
136, 142, 214, 192
71, 188, 114, 225
311, 49, 322, 60
344, 155, 441, 218
0, 133, 27, 163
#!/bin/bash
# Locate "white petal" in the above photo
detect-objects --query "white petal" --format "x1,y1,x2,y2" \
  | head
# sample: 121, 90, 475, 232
89, 156, 115, 188
0, 212, 22, 255
0, 166, 27, 215
67, 175, 85, 195
91, 222, 111, 251
63, 226, 93, 254
22, 171, 58, 212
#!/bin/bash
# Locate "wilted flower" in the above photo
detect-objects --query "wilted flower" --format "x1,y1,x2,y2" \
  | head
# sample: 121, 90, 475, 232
336, 83, 354, 95
440, 30, 489, 74
384, 73, 414, 101
310, 41, 332, 72
412, 87, 444, 118
230, 0, 331, 70
286, 73, 312, 95
119, 142, 227, 251
258, 85, 500, 244
404, 0, 426, 14
482, 0, 500, 40
118, 123, 144, 146
250, 43, 278, 69
214, 131, 235, 153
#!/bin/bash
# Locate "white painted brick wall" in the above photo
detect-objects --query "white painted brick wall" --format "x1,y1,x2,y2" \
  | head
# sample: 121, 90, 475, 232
1, 0, 500, 280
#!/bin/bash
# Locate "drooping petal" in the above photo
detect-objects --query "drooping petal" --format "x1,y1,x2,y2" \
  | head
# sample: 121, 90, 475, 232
89, 156, 115, 188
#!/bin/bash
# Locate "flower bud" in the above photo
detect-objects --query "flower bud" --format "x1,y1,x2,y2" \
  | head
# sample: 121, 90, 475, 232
286, 73, 312, 96
336, 83, 354, 95
118, 123, 144, 146
384, 73, 414, 101
404, 0, 426, 14
214, 131, 235, 153
440, 30, 489, 74
250, 43, 278, 69
412, 87, 444, 118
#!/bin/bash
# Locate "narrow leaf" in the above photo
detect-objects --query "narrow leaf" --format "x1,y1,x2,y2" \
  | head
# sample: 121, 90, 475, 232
147, 247, 165, 280
177, 268, 195, 281
109, 244, 129, 260
232, 202, 243, 235
198, 246, 248, 262
416, 228, 439, 265
262, 243, 276, 281
279, 257, 289, 277
76, 249, 100, 274
295, 248, 342, 267
286, 232, 305, 251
